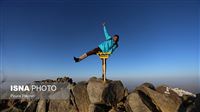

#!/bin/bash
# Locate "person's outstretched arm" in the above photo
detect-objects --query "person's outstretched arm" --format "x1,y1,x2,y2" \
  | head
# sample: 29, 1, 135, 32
102, 22, 111, 40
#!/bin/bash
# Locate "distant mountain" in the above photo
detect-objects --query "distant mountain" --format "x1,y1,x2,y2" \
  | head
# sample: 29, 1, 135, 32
0, 76, 199, 112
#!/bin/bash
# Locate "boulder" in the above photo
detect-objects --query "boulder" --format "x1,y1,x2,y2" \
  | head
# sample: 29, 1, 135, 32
48, 100, 76, 112
72, 81, 91, 112
36, 99, 46, 112
156, 85, 182, 105
126, 92, 152, 112
24, 100, 38, 112
87, 78, 125, 107
48, 88, 70, 100
136, 85, 181, 112
141, 83, 155, 90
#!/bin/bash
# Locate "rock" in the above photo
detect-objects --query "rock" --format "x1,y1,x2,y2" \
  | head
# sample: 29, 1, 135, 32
48, 100, 76, 112
182, 93, 200, 112
72, 81, 91, 112
1, 107, 23, 112
1, 76, 198, 112
182, 95, 195, 105
170, 88, 196, 97
195, 93, 200, 110
15, 101, 29, 110
126, 92, 152, 112
89, 104, 111, 112
24, 100, 38, 112
42, 79, 54, 83
156, 85, 182, 105
136, 85, 181, 112
186, 104, 197, 112
36, 99, 46, 112
124, 88, 129, 97
108, 109, 117, 112
87, 78, 125, 107
117, 101, 126, 112
0, 99, 9, 111
141, 83, 155, 90
48, 88, 70, 100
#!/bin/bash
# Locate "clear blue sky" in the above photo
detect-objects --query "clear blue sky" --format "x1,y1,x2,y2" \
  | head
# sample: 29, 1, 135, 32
0, 0, 199, 92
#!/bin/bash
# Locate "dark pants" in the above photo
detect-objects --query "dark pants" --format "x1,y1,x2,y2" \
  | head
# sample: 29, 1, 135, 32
86, 47, 102, 56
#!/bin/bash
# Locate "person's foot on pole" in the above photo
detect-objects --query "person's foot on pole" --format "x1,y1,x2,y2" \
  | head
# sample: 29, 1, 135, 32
74, 53, 87, 62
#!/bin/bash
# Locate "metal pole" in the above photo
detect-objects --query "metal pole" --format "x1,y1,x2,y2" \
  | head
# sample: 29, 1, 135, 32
102, 59, 104, 80
104, 59, 106, 82
102, 58, 106, 83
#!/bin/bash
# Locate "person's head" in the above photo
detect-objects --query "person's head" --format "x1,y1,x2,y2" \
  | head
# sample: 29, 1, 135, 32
113, 34, 119, 43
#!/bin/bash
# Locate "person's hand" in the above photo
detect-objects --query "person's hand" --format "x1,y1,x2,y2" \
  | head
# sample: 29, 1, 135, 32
102, 22, 106, 26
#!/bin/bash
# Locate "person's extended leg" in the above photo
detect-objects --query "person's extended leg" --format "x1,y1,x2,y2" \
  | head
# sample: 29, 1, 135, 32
74, 47, 101, 62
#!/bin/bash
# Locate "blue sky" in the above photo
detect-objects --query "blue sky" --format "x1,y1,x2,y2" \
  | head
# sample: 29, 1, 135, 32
0, 0, 199, 92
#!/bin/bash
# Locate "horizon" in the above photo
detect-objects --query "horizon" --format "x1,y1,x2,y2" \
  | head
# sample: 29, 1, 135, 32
0, 0, 199, 93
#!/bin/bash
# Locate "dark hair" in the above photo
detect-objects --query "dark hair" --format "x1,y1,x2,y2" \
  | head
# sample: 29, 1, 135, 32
114, 34, 119, 38
114, 34, 119, 42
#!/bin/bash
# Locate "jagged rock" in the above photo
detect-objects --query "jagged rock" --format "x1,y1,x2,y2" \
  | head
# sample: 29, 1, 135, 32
36, 99, 46, 112
87, 78, 125, 107
136, 85, 181, 112
125, 92, 152, 112
72, 81, 91, 112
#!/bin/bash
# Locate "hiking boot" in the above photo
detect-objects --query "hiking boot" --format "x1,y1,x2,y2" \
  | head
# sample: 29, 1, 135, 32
73, 57, 79, 62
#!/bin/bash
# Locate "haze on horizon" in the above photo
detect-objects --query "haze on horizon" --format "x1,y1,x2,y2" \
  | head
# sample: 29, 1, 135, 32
0, 0, 199, 92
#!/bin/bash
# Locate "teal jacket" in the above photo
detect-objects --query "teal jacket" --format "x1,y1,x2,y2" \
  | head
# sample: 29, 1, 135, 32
98, 26, 118, 54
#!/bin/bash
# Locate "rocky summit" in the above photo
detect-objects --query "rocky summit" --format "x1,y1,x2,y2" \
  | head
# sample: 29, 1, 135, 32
0, 76, 199, 112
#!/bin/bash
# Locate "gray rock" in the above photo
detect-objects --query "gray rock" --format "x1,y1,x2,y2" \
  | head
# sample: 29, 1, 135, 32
36, 99, 46, 112
48, 100, 76, 112
136, 85, 181, 112
87, 78, 124, 107
48, 88, 70, 100
156, 85, 182, 105
126, 92, 152, 112
72, 81, 91, 112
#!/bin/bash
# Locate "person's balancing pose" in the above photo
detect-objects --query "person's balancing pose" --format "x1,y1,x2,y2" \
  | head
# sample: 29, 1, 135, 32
74, 23, 119, 62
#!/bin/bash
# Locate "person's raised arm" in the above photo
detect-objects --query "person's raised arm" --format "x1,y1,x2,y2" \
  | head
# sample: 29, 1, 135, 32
102, 22, 111, 40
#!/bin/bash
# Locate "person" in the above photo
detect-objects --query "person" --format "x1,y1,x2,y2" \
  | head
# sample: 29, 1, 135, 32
73, 23, 119, 62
